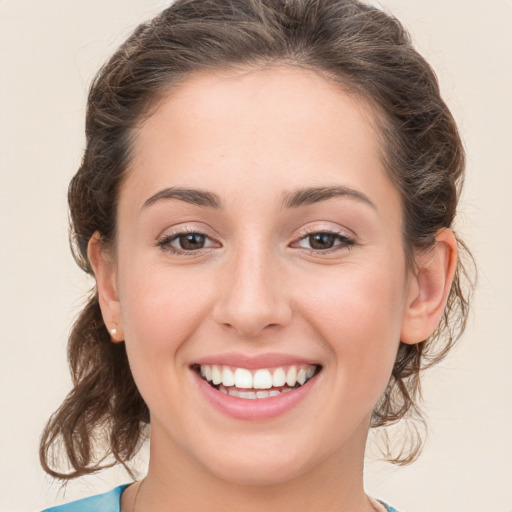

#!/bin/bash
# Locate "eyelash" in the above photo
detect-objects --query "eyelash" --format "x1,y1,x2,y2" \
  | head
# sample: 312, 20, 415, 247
156, 228, 356, 255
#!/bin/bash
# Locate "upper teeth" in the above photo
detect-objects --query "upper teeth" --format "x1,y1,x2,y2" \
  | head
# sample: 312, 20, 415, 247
199, 364, 316, 389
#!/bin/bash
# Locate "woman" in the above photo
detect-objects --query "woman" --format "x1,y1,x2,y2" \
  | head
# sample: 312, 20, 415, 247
40, 1, 472, 510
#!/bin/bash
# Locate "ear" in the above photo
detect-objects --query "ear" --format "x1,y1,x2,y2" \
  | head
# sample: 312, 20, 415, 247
87, 232, 124, 343
400, 228, 457, 345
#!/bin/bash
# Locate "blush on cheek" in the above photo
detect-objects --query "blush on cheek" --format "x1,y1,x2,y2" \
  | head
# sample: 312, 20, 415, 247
300, 269, 403, 399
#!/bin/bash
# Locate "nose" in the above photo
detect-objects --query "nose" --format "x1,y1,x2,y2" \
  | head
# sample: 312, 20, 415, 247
212, 243, 292, 338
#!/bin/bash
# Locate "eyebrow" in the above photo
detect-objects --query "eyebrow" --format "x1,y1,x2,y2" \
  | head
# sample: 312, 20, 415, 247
141, 185, 376, 212
142, 187, 222, 210
282, 186, 376, 210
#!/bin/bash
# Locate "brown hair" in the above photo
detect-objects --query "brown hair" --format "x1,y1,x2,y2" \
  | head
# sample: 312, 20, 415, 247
40, 0, 473, 478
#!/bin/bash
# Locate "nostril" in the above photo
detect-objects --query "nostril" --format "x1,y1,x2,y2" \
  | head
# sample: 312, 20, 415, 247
219, 321, 282, 338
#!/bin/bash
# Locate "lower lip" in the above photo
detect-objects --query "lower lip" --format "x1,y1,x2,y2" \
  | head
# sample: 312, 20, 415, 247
192, 370, 319, 420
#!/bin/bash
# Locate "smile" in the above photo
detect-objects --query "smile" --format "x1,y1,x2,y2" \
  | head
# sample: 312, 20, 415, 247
196, 364, 320, 399
191, 354, 323, 420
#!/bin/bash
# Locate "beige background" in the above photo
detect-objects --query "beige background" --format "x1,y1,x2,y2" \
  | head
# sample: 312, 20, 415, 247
0, 0, 511, 511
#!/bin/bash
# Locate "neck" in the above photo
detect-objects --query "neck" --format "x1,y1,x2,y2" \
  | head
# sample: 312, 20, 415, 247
130, 420, 375, 512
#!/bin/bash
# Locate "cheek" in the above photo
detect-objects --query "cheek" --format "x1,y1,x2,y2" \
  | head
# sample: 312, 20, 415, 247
298, 263, 406, 392
115, 264, 220, 425
116, 262, 216, 382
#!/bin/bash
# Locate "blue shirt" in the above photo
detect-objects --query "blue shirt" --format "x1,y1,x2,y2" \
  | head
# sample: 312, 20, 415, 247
41, 485, 129, 512
42, 485, 402, 512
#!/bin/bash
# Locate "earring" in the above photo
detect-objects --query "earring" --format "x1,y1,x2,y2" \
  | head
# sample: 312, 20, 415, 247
109, 327, 117, 335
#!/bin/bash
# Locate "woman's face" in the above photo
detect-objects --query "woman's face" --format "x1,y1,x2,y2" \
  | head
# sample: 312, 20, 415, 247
107, 66, 417, 484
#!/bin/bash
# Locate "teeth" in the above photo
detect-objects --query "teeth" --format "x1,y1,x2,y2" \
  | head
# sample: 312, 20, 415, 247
239, 390, 257, 399
272, 367, 286, 387
211, 365, 222, 385
234, 368, 253, 388
253, 369, 273, 389
286, 366, 297, 387
199, 363, 318, 395
220, 385, 295, 399
221, 367, 235, 387
227, 387, 257, 399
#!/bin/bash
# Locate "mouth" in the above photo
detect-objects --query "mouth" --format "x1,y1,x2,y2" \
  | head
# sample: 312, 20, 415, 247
192, 363, 322, 399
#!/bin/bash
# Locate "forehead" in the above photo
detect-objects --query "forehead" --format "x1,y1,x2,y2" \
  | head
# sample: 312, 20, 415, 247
124, 65, 399, 216
134, 65, 382, 159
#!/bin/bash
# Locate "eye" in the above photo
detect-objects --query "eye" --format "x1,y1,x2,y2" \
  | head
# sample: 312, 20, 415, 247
294, 231, 355, 252
175, 233, 207, 250
157, 231, 219, 254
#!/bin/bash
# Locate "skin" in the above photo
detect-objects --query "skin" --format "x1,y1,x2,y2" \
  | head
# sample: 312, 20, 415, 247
89, 65, 457, 512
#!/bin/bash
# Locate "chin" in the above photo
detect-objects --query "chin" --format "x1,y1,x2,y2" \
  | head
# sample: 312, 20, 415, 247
192, 434, 323, 487
205, 455, 308, 486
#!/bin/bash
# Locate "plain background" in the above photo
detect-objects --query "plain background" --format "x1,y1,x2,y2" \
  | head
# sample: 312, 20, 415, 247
0, 0, 511, 511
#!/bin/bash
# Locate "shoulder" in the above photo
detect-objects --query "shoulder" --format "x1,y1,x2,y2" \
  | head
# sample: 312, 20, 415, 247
41, 484, 129, 512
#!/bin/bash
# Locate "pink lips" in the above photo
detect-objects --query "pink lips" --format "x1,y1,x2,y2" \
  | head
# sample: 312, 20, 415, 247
194, 352, 318, 369
191, 352, 321, 420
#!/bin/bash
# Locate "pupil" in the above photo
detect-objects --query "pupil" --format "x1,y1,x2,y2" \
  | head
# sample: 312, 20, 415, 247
180, 233, 205, 250
309, 233, 335, 250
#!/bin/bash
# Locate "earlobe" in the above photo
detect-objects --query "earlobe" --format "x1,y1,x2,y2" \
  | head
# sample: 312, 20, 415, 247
400, 228, 457, 345
87, 232, 124, 342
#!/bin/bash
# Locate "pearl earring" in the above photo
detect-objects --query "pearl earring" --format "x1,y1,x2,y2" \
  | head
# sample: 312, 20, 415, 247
109, 328, 117, 335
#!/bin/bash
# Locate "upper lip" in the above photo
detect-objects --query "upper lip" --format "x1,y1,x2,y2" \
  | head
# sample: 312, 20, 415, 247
193, 352, 320, 369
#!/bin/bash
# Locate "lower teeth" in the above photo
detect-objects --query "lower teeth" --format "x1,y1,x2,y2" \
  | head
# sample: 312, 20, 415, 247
217, 384, 298, 399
